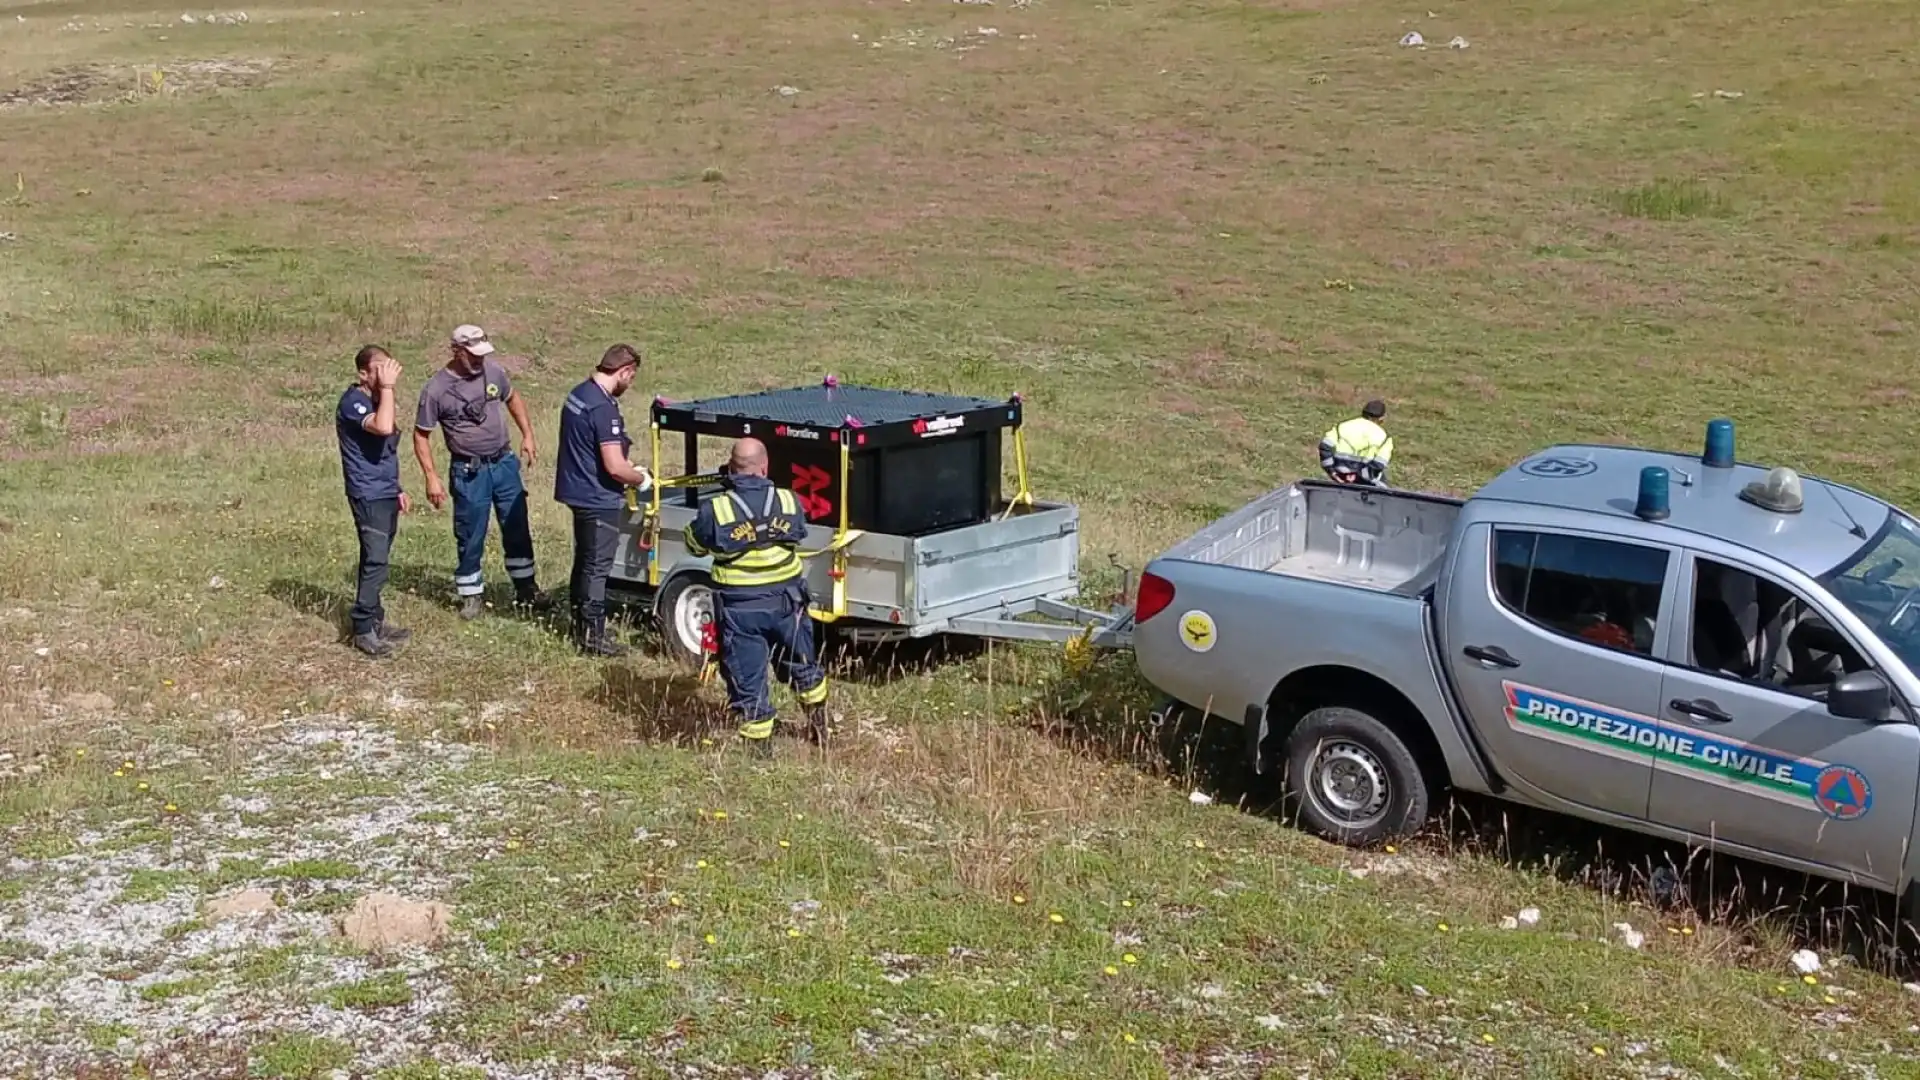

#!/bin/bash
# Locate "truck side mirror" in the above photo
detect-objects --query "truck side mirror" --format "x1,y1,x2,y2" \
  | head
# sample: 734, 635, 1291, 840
1828, 670, 1893, 723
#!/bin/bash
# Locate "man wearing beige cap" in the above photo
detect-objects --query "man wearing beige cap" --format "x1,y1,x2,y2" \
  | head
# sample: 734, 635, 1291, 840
412, 324, 550, 619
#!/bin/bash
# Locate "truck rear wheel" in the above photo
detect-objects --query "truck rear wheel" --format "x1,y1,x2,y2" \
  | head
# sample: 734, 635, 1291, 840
1283, 705, 1430, 847
656, 572, 715, 673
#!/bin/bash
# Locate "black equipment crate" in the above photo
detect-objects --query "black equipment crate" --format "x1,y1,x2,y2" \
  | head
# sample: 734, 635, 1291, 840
652, 382, 1023, 537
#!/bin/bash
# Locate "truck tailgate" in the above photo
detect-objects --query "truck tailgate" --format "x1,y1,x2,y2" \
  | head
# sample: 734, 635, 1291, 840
1133, 559, 1441, 726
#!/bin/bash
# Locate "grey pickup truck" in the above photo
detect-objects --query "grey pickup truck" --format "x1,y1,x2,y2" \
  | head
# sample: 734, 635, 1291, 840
1132, 420, 1920, 915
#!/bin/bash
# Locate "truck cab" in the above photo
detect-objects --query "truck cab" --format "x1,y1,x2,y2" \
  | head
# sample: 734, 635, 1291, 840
1132, 421, 1920, 905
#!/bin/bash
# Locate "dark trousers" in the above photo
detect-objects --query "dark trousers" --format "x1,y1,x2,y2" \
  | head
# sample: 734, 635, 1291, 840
717, 585, 828, 737
347, 496, 400, 636
569, 507, 622, 635
449, 454, 537, 596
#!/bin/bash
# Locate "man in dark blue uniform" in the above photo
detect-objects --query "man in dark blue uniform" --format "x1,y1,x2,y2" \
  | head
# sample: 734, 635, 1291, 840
554, 344, 653, 656
336, 345, 412, 658
684, 437, 830, 751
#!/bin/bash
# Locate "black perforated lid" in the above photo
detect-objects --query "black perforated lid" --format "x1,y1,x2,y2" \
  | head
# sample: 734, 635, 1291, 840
655, 384, 1006, 428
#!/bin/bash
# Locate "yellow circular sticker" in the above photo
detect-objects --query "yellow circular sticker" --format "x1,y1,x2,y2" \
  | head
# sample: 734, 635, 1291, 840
485, 383, 501, 398
1178, 610, 1217, 653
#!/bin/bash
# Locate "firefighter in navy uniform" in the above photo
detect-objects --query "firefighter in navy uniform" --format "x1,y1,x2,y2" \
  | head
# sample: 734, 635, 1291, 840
553, 344, 653, 657
684, 437, 831, 752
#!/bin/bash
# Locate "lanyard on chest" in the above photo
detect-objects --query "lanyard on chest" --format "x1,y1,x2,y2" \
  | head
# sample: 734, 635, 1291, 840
726, 487, 780, 540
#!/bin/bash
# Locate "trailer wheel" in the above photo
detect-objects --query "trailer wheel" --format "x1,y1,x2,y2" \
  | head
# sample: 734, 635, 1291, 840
1283, 705, 1430, 847
656, 572, 716, 673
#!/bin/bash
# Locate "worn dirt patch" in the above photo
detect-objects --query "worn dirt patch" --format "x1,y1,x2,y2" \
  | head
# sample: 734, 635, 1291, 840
0, 58, 276, 109
337, 892, 452, 951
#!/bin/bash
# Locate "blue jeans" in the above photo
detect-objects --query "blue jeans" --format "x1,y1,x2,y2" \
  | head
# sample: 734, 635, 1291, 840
449, 454, 537, 597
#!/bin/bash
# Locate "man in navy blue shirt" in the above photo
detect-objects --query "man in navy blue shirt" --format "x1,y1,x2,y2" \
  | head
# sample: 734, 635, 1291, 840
337, 345, 413, 658
554, 343, 653, 656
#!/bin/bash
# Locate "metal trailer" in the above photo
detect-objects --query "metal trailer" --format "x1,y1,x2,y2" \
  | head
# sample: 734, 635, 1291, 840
603, 381, 1136, 670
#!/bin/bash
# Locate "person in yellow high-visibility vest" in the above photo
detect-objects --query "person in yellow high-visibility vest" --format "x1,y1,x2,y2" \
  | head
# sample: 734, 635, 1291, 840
1319, 399, 1394, 487
684, 438, 830, 752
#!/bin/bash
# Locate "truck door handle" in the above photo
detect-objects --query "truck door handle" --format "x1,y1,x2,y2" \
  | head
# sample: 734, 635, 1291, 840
1669, 698, 1734, 724
1463, 645, 1521, 669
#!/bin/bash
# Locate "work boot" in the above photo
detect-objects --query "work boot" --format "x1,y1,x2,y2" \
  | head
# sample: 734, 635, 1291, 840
376, 622, 411, 646
513, 583, 554, 612
458, 595, 486, 621
352, 631, 395, 659
803, 703, 831, 747
578, 634, 631, 659
574, 617, 630, 658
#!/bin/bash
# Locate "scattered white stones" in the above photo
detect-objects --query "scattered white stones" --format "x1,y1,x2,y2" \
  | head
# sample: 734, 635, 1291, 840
1499, 906, 1541, 930
0, 714, 504, 1075
1399, 30, 1471, 50
773, 84, 800, 97
1610, 922, 1645, 950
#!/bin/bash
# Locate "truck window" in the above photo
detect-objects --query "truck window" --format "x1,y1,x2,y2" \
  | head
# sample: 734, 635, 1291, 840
1492, 529, 1668, 656
1690, 557, 1873, 697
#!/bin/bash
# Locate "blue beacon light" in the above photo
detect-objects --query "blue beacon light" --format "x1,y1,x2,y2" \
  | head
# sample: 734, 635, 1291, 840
1635, 466, 1671, 521
1702, 418, 1735, 469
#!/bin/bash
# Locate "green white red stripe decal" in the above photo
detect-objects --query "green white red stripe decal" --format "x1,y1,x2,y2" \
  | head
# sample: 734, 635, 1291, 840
1501, 681, 1872, 821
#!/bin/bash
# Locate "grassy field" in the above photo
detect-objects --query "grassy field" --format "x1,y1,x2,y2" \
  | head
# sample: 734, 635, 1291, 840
5, 0, 1920, 1075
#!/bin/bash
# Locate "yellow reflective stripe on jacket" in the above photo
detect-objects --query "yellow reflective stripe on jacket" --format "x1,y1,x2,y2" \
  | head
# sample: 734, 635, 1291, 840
713, 549, 803, 587
1324, 417, 1393, 464
705, 486, 804, 588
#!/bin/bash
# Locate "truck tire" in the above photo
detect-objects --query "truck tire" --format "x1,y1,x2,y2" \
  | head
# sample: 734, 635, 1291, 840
656, 572, 716, 673
1283, 705, 1431, 847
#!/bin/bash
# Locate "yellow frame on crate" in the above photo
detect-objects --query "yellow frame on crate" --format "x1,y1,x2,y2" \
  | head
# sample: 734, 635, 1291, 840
629, 423, 871, 623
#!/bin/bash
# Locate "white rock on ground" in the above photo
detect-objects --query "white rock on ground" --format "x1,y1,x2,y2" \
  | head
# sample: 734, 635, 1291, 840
1791, 949, 1823, 975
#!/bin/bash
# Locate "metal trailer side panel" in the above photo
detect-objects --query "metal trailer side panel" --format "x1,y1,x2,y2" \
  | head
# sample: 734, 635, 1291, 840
909, 503, 1081, 625
611, 498, 1084, 633
1132, 558, 1495, 795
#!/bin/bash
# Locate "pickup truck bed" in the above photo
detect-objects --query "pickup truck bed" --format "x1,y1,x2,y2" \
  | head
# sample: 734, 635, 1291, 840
1161, 483, 1462, 596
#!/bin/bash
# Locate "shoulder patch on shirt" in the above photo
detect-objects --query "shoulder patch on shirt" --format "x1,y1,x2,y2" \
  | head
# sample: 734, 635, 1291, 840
611, 420, 622, 434
486, 383, 500, 399
354, 402, 369, 415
